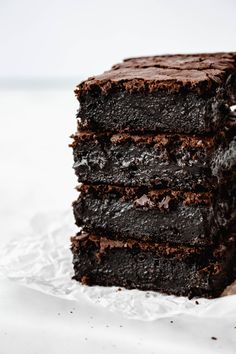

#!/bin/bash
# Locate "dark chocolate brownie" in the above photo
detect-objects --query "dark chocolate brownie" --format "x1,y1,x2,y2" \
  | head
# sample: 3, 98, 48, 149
73, 183, 236, 246
71, 122, 236, 190
71, 54, 236, 298
71, 232, 236, 298
75, 53, 236, 134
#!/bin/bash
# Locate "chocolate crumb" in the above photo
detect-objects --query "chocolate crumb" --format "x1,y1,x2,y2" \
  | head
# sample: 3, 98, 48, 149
195, 300, 199, 305
170, 320, 173, 323
211, 337, 217, 340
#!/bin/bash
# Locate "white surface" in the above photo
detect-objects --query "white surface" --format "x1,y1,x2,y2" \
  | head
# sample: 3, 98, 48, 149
0, 88, 236, 353
2, 278, 236, 354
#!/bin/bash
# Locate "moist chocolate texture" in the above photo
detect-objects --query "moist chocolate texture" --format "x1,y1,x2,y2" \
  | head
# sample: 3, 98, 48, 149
71, 233, 236, 298
71, 53, 236, 298
75, 53, 236, 134
72, 124, 236, 190
73, 183, 235, 246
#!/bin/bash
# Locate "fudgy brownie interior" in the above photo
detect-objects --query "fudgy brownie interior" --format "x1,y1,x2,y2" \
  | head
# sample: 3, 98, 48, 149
73, 183, 235, 246
72, 122, 236, 190
71, 232, 236, 298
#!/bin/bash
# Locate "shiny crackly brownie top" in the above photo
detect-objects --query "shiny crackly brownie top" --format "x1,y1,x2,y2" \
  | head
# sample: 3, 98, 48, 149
75, 52, 236, 96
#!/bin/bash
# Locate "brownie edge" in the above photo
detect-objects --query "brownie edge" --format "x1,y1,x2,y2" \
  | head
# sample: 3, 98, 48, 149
76, 53, 236, 96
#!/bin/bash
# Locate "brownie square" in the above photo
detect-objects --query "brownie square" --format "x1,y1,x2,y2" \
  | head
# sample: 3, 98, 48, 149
71, 232, 236, 298
75, 53, 236, 134
73, 181, 236, 247
71, 120, 236, 190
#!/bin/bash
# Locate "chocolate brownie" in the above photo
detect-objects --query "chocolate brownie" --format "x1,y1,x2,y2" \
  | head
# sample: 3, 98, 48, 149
75, 53, 236, 134
71, 232, 236, 298
70, 53, 236, 298
71, 120, 236, 190
73, 183, 236, 246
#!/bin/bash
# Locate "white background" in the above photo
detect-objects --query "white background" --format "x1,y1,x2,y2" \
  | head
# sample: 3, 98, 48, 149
0, 1, 236, 353
1, 0, 236, 79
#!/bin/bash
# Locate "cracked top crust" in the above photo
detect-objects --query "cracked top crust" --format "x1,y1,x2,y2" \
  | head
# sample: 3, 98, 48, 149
75, 53, 236, 96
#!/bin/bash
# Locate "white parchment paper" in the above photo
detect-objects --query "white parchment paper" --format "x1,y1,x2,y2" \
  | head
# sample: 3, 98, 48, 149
0, 210, 236, 321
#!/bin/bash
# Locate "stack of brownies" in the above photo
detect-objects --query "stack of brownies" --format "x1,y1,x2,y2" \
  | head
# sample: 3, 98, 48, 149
71, 53, 236, 298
